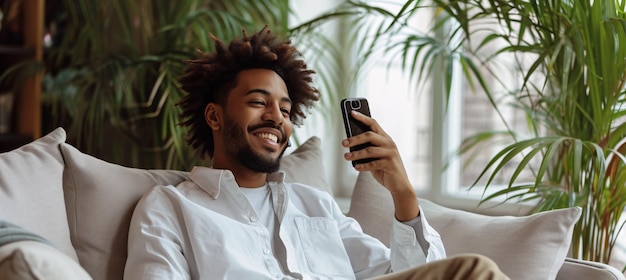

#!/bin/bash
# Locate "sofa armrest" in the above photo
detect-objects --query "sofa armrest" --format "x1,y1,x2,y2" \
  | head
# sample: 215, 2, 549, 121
557, 258, 625, 280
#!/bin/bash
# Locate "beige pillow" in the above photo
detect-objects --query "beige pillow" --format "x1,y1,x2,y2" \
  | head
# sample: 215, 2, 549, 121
280, 136, 331, 194
421, 199, 580, 280
61, 143, 189, 280
0, 128, 77, 260
348, 171, 581, 280
0, 241, 91, 280
347, 170, 393, 246
61, 135, 328, 280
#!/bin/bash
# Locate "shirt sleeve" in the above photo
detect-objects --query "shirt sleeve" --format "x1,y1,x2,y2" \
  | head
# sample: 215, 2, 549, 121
389, 206, 447, 272
124, 186, 191, 280
400, 216, 429, 255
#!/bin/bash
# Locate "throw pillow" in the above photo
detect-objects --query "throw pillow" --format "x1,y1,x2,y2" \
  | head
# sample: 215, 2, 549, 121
348, 171, 581, 280
61, 134, 328, 280
61, 143, 189, 280
279, 136, 331, 194
347, 170, 393, 246
421, 199, 580, 280
0, 128, 77, 260
0, 241, 92, 280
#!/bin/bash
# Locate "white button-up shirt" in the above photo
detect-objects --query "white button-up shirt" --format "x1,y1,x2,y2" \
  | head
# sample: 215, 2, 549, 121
124, 167, 446, 280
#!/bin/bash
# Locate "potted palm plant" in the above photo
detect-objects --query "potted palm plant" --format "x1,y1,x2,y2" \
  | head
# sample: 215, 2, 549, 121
294, 0, 626, 264
42, 0, 293, 170
437, 0, 626, 264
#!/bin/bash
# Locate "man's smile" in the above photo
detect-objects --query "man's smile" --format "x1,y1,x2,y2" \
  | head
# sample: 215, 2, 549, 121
255, 132, 279, 143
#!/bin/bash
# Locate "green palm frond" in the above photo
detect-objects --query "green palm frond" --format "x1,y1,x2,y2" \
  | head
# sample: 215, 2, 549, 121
43, 0, 292, 169
427, 0, 626, 263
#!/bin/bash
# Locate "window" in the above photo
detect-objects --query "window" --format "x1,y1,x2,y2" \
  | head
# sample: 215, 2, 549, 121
291, 0, 533, 214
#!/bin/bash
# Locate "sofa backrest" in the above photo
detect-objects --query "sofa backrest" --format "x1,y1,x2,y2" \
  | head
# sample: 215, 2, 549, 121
1, 127, 332, 280
54, 127, 329, 280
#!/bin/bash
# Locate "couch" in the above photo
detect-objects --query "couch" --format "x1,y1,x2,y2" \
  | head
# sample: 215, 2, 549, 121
0, 127, 623, 280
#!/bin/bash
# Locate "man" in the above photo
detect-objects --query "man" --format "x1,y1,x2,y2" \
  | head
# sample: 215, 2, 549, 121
124, 26, 509, 279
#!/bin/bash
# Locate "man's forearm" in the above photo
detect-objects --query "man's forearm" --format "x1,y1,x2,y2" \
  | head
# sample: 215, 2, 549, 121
391, 187, 419, 222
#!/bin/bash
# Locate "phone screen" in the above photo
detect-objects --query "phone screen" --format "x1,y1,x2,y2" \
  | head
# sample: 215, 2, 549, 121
341, 98, 375, 166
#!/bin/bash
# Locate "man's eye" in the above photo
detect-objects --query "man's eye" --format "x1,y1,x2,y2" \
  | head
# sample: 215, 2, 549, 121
250, 100, 265, 106
281, 109, 291, 116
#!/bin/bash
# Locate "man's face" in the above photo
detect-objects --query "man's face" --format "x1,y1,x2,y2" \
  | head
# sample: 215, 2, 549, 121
219, 68, 293, 173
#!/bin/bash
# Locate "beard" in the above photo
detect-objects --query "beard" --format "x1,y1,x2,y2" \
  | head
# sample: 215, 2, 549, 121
222, 115, 287, 173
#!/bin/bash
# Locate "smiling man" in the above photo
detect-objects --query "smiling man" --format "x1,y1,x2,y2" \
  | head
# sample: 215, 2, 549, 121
123, 26, 509, 280
212, 68, 293, 179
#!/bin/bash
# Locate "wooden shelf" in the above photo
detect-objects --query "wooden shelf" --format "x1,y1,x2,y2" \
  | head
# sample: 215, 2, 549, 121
0, 0, 44, 143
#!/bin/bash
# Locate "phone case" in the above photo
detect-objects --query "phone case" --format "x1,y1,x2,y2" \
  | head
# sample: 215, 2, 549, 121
341, 98, 376, 166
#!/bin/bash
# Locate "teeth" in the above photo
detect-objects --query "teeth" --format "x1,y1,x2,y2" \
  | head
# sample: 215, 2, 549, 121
257, 133, 278, 143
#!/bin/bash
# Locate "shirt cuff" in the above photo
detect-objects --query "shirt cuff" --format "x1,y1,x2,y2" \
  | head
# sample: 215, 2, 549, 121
395, 207, 429, 255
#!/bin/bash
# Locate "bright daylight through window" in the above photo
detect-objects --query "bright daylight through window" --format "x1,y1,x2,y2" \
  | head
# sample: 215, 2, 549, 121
362, 13, 537, 207
291, 0, 539, 210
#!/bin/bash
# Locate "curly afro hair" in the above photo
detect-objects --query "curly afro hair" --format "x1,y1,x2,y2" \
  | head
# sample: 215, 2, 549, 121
177, 26, 320, 159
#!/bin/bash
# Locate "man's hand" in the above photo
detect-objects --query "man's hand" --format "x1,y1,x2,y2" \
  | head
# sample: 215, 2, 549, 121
342, 110, 419, 221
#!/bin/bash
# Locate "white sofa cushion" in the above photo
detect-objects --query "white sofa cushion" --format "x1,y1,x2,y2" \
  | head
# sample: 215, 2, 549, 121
557, 258, 626, 280
60, 132, 328, 280
348, 171, 581, 280
0, 241, 91, 280
0, 128, 77, 260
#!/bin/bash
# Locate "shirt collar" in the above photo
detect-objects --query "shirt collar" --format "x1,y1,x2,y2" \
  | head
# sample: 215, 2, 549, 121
189, 166, 286, 199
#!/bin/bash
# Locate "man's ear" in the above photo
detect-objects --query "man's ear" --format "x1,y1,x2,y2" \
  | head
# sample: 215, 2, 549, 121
205, 103, 222, 130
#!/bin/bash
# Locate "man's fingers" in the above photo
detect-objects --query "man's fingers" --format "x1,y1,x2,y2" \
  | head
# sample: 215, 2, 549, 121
350, 110, 391, 138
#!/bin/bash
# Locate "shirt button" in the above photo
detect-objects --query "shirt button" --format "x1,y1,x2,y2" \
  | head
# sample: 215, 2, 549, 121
250, 216, 258, 222
263, 248, 271, 254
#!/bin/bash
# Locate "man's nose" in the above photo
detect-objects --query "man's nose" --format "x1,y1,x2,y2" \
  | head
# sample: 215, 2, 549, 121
262, 102, 284, 125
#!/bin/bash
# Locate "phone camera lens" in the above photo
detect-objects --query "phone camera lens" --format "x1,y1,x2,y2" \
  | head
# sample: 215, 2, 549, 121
351, 100, 361, 109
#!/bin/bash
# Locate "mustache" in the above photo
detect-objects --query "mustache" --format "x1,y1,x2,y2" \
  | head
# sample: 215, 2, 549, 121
248, 122, 288, 144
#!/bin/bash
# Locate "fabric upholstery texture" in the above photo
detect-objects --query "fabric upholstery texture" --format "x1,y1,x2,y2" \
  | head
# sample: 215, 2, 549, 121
0, 241, 91, 280
347, 170, 394, 246
348, 171, 582, 280
61, 143, 189, 280
279, 136, 331, 194
0, 128, 77, 260
421, 199, 580, 280
60, 133, 327, 280
557, 258, 625, 280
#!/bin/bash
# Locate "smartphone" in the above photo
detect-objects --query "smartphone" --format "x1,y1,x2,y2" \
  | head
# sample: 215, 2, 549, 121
341, 98, 376, 166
